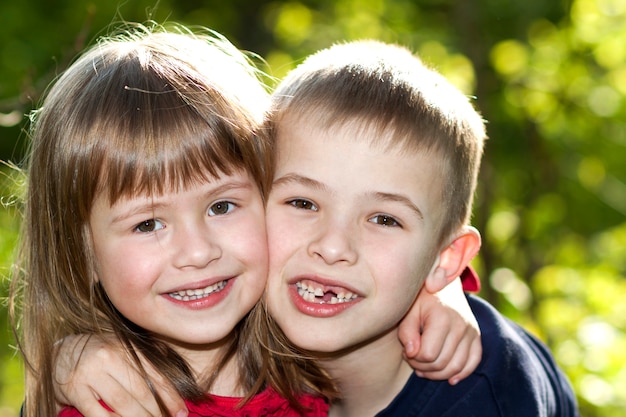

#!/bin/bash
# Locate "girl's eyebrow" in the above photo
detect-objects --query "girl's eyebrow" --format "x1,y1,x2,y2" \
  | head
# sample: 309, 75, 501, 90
109, 202, 165, 225
110, 179, 254, 224
205, 179, 254, 197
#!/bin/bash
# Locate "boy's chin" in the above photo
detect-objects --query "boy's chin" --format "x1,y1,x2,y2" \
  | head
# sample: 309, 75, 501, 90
279, 325, 375, 357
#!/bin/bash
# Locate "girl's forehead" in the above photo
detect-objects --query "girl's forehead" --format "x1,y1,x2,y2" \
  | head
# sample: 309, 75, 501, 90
96, 165, 253, 205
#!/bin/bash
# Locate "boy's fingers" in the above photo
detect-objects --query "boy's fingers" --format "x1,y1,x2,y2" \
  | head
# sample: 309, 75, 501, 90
104, 379, 160, 417
60, 387, 111, 417
74, 370, 187, 417
414, 331, 449, 364
409, 318, 467, 377
100, 362, 188, 417
416, 325, 482, 382
147, 378, 188, 417
69, 380, 159, 417
410, 340, 458, 377
410, 308, 453, 366
135, 356, 188, 417
54, 334, 186, 417
448, 334, 483, 385
397, 305, 422, 357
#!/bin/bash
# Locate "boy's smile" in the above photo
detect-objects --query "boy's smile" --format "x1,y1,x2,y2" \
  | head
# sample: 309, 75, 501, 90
290, 276, 362, 317
296, 279, 358, 305
265, 116, 445, 354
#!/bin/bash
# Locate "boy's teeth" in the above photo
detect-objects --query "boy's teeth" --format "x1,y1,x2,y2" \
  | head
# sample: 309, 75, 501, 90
169, 280, 227, 301
296, 281, 358, 304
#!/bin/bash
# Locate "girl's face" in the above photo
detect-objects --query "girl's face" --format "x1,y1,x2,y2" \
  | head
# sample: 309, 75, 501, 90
89, 169, 268, 365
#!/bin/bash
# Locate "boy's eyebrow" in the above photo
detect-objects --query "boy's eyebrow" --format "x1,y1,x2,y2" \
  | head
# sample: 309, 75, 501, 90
272, 173, 330, 193
371, 192, 424, 220
273, 173, 424, 220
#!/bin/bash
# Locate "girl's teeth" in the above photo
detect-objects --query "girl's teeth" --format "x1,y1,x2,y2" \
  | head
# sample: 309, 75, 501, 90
169, 280, 227, 301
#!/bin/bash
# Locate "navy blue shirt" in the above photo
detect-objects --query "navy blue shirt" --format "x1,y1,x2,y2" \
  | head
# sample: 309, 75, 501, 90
376, 295, 578, 416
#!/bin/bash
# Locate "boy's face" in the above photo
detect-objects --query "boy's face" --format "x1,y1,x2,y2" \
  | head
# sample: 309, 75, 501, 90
265, 116, 445, 353
89, 169, 268, 363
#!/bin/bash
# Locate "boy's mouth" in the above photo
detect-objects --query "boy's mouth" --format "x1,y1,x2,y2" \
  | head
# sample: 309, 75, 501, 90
296, 280, 359, 304
168, 280, 228, 301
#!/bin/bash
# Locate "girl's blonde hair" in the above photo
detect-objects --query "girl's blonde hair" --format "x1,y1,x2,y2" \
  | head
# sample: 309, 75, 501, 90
10, 22, 282, 416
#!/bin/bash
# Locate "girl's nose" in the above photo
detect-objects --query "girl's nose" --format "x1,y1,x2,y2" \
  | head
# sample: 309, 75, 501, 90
172, 223, 221, 269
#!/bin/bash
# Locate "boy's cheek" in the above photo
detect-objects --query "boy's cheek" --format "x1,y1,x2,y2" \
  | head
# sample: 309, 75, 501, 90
266, 210, 303, 274
265, 206, 296, 237
266, 210, 289, 246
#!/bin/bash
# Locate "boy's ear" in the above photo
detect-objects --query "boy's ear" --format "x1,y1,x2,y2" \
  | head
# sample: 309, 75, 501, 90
424, 226, 481, 294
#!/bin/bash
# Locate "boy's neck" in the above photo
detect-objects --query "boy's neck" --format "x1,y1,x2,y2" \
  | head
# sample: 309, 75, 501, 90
323, 328, 413, 417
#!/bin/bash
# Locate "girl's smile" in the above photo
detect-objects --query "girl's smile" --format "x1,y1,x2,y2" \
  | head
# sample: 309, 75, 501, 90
89, 170, 268, 357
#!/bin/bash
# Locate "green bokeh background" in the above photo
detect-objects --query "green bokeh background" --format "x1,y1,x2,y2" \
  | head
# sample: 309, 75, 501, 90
1, 1, 625, 416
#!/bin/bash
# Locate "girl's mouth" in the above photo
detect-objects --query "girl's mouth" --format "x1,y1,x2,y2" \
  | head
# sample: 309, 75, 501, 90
168, 280, 228, 301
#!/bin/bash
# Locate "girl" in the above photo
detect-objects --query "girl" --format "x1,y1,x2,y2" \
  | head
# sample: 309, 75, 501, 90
9, 23, 331, 416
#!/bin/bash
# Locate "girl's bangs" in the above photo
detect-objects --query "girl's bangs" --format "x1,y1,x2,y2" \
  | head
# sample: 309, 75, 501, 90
81, 61, 256, 205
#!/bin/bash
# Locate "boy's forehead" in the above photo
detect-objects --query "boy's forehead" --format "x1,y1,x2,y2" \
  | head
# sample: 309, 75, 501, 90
273, 114, 447, 228
276, 111, 442, 161
275, 112, 446, 178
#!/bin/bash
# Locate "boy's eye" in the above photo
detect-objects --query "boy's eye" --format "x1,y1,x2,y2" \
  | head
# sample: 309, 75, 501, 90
134, 219, 165, 233
368, 214, 401, 227
209, 201, 236, 216
288, 199, 318, 211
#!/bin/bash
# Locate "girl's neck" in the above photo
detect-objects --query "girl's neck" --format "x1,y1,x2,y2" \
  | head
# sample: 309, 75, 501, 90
175, 341, 245, 397
322, 329, 412, 417
206, 354, 246, 397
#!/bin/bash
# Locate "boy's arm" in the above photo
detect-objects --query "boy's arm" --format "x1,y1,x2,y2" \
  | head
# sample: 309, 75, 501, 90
398, 275, 482, 385
54, 334, 188, 417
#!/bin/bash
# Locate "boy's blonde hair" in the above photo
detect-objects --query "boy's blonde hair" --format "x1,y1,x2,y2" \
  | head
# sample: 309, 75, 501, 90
11, 23, 277, 416
267, 40, 486, 245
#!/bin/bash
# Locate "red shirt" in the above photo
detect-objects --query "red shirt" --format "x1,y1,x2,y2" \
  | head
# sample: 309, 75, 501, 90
58, 387, 328, 417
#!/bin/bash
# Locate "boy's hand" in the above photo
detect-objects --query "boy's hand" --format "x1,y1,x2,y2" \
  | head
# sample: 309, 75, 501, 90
54, 334, 188, 417
397, 277, 482, 385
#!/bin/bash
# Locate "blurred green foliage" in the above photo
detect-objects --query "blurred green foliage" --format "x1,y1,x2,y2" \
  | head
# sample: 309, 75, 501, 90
1, 0, 625, 416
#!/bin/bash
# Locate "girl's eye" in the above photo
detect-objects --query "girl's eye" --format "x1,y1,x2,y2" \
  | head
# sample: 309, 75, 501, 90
369, 214, 401, 227
134, 219, 165, 233
288, 199, 318, 211
209, 201, 236, 216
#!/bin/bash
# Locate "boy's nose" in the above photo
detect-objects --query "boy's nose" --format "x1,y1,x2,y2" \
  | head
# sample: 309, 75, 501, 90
307, 220, 358, 265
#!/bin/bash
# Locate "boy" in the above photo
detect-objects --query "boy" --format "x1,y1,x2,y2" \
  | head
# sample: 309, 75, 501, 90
264, 40, 578, 416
